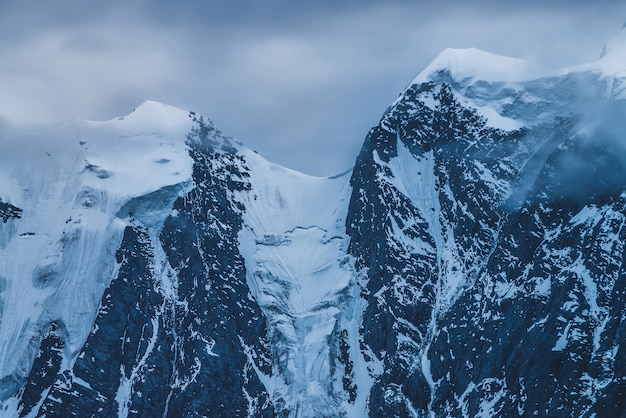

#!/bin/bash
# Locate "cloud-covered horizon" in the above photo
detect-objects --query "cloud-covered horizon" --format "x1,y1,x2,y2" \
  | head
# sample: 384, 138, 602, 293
1, 0, 625, 175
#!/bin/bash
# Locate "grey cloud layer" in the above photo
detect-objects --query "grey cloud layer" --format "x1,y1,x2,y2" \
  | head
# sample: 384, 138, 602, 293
0, 0, 624, 175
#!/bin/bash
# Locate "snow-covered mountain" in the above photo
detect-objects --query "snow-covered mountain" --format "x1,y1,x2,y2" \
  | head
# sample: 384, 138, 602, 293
1, 25, 626, 417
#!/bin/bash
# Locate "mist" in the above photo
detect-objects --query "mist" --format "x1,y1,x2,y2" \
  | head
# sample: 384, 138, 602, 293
0, 1, 625, 175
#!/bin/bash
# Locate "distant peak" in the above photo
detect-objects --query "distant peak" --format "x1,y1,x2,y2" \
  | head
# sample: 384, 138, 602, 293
117, 100, 192, 129
412, 47, 536, 85
129, 100, 187, 117
586, 22, 626, 77
134, 99, 167, 109
599, 22, 626, 59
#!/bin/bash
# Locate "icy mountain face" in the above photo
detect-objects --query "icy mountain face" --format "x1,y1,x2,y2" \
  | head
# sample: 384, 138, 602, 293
344, 41, 626, 416
0, 101, 194, 405
0, 107, 275, 417
235, 152, 364, 416
2, 28, 626, 418
24, 117, 274, 417
346, 81, 528, 416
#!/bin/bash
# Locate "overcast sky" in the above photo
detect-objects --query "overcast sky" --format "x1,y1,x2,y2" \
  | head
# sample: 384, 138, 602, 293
1, 1, 625, 175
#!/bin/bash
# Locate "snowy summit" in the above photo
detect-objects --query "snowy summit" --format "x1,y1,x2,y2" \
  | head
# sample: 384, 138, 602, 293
411, 47, 538, 84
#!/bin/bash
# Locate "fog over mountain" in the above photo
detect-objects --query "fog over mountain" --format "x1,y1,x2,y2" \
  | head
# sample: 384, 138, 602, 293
1, 1, 625, 175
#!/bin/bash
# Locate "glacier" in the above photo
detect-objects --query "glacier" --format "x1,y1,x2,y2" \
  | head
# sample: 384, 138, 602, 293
1, 24, 626, 418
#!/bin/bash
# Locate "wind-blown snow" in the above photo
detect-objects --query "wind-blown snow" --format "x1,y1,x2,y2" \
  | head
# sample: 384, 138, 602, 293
595, 23, 626, 76
412, 48, 538, 85
559, 24, 626, 81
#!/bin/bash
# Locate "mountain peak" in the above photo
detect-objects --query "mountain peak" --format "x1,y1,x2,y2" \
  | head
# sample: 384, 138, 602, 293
599, 22, 626, 59
583, 22, 626, 78
412, 47, 536, 85
125, 100, 189, 123
557, 22, 626, 79
78, 100, 193, 134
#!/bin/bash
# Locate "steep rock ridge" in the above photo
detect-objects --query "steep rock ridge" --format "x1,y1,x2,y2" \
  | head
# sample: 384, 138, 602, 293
31, 224, 174, 417
2, 107, 369, 417
155, 120, 273, 416
1, 108, 276, 416
426, 112, 626, 417
0, 101, 194, 413
346, 41, 626, 416
346, 80, 534, 416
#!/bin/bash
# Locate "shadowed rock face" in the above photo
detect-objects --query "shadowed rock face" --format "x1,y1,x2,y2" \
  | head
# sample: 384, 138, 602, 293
15, 128, 274, 418
0, 200, 21, 223
345, 75, 626, 417
7, 51, 626, 417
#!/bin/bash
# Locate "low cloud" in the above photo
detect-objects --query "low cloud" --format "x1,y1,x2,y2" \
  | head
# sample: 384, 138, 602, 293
0, 19, 187, 126
0, 0, 625, 175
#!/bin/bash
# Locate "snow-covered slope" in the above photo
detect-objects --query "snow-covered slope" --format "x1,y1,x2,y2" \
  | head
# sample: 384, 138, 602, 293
236, 152, 364, 416
2, 23, 626, 418
0, 99, 363, 417
412, 47, 538, 85
0, 101, 193, 403
594, 22, 626, 76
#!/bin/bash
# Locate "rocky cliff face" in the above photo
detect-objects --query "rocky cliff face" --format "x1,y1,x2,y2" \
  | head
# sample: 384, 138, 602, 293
346, 69, 626, 416
2, 28, 626, 418
10, 117, 274, 418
